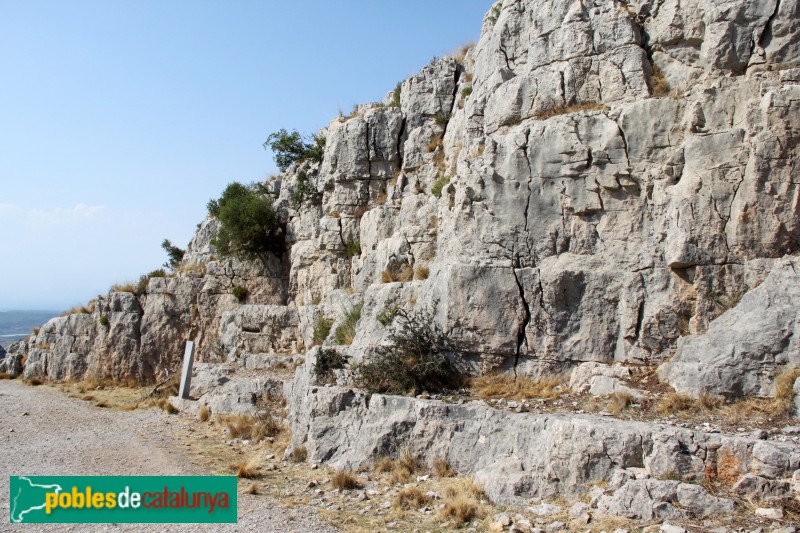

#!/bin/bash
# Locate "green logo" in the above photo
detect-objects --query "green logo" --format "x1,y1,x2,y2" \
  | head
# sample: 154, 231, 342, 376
9, 476, 237, 523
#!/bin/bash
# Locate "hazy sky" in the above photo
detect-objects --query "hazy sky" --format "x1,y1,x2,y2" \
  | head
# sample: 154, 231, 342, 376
0, 1, 491, 311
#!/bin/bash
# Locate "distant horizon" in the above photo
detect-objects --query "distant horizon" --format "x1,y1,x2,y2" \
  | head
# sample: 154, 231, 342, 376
0, 1, 491, 310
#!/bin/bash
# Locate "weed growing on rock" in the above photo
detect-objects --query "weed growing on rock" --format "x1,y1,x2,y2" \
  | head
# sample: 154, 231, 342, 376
312, 316, 332, 345
289, 446, 307, 463
389, 82, 402, 108
198, 406, 211, 422
536, 101, 609, 119
231, 285, 249, 303
650, 64, 671, 97
432, 176, 450, 198
434, 458, 455, 478
334, 304, 362, 345
345, 240, 361, 258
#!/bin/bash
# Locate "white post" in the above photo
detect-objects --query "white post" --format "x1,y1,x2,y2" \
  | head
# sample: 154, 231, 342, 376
178, 340, 195, 399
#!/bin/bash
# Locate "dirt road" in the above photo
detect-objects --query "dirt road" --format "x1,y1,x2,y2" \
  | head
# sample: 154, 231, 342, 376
0, 379, 338, 532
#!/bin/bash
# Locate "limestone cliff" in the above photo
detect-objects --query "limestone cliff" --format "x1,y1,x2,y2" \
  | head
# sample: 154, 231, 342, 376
3, 0, 800, 517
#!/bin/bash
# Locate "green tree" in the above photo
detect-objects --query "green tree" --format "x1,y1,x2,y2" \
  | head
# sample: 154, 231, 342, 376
263, 129, 325, 172
209, 182, 284, 263
161, 239, 185, 270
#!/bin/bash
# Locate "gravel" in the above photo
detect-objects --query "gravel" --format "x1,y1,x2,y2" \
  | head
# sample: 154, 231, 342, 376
0, 380, 338, 532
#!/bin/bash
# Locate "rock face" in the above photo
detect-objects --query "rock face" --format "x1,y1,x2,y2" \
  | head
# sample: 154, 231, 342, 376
286, 352, 799, 509
12, 0, 800, 519
660, 258, 800, 398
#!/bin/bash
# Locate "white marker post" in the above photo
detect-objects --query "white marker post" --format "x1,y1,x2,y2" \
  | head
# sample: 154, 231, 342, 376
178, 340, 195, 400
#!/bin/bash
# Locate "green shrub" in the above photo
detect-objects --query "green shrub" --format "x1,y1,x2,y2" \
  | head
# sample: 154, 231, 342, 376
389, 82, 402, 108
313, 316, 332, 345
432, 176, 451, 198
353, 308, 461, 394
208, 182, 284, 263
461, 86, 473, 97
334, 304, 362, 345
263, 129, 325, 172
231, 285, 249, 303
136, 269, 167, 294
161, 239, 185, 270
377, 306, 399, 326
99, 315, 109, 327
292, 168, 319, 208
345, 240, 362, 258
434, 111, 450, 126
312, 348, 348, 384
488, 2, 503, 25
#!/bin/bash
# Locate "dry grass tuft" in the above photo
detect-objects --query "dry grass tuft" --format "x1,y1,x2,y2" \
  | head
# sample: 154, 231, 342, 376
606, 392, 637, 416
221, 412, 282, 442
234, 455, 261, 479
373, 447, 418, 484
433, 458, 455, 478
650, 64, 671, 97
245, 483, 259, 495
331, 469, 362, 490
441, 496, 478, 525
289, 446, 307, 463
27, 377, 45, 386
394, 486, 432, 510
110, 282, 137, 293
381, 264, 414, 283
426, 136, 444, 153
0, 372, 14, 380
471, 373, 564, 400
654, 392, 695, 415
157, 398, 179, 414
414, 265, 430, 280
95, 400, 110, 408
199, 406, 211, 422
536, 101, 609, 119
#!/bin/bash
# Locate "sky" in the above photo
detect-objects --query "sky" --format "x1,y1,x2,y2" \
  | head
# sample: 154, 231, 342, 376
0, 0, 491, 311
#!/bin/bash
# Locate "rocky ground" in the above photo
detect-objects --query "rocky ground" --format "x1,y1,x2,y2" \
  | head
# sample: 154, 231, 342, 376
0, 378, 337, 532
6, 371, 796, 533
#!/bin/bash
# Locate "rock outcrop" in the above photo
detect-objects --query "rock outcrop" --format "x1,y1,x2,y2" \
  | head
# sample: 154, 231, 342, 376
10, 0, 800, 520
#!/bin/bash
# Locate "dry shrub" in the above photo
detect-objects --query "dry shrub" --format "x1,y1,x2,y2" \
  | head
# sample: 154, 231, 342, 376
433, 458, 455, 478
715, 450, 742, 486
0, 373, 13, 380
222, 412, 282, 442
394, 486, 432, 510
381, 264, 414, 283
110, 282, 137, 293
453, 41, 475, 63
650, 64, 671, 97
771, 366, 800, 415
95, 400, 110, 408
157, 398, 179, 414
441, 496, 478, 526
606, 392, 636, 416
654, 392, 696, 415
331, 469, 361, 490
536, 101, 609, 119
426, 137, 443, 153
373, 448, 417, 485
27, 377, 44, 386
245, 483, 259, 495
440, 479, 485, 526
234, 455, 261, 479
199, 406, 211, 422
376, 191, 388, 205
471, 373, 564, 400
289, 446, 307, 463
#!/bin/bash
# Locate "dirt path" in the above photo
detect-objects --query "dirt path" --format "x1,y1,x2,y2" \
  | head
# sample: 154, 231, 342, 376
0, 380, 338, 532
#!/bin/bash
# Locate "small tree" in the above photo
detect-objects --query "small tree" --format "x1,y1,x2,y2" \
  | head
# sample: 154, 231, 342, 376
208, 182, 284, 263
263, 129, 325, 172
161, 239, 185, 270
353, 308, 461, 394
